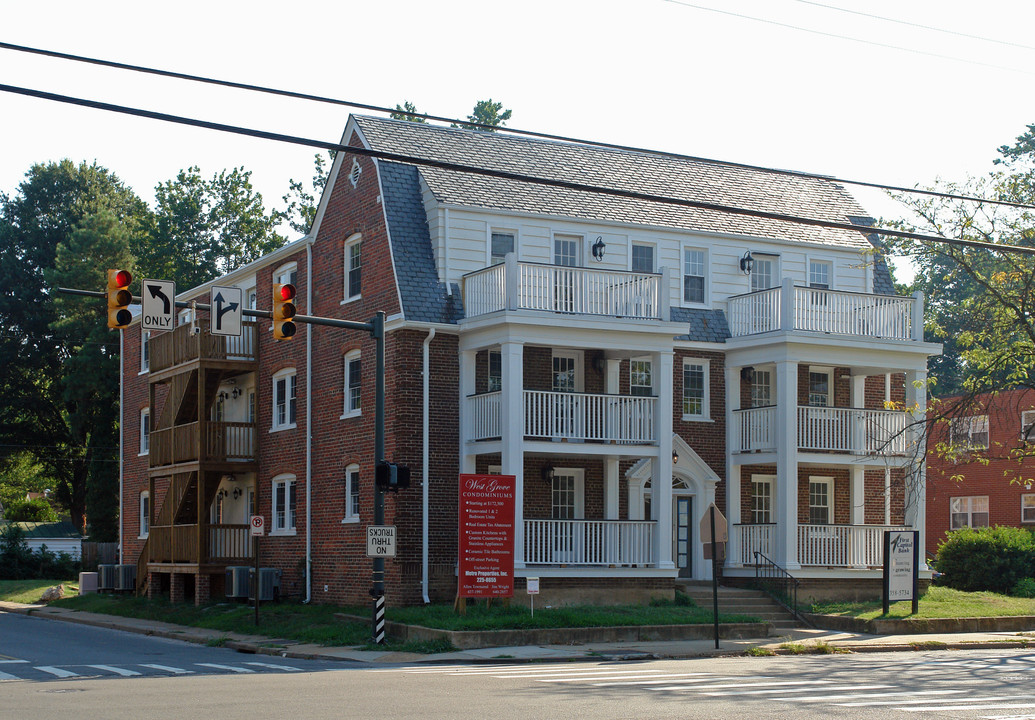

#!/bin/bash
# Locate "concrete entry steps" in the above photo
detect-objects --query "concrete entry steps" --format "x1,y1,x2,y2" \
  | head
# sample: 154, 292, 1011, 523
676, 581, 800, 632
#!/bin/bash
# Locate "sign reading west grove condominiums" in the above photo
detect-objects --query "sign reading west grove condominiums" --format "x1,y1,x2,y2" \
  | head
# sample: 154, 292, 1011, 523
458, 474, 516, 598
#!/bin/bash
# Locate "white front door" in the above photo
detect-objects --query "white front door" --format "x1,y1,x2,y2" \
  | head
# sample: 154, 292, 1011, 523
552, 350, 583, 439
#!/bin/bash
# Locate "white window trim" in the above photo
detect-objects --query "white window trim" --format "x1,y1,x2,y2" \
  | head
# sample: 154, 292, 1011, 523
630, 356, 653, 397
274, 262, 297, 288
1023, 494, 1035, 524
806, 255, 835, 289
680, 245, 710, 308
139, 408, 150, 456
348, 158, 362, 188
1021, 410, 1035, 442
950, 495, 989, 530
681, 358, 711, 421
552, 232, 583, 267
139, 491, 150, 539
808, 366, 834, 408
271, 473, 297, 535
952, 415, 989, 450
552, 467, 586, 519
750, 474, 775, 524
270, 368, 297, 432
139, 331, 150, 374
808, 476, 834, 525
488, 227, 518, 266
750, 252, 779, 292
341, 350, 362, 419
342, 463, 361, 524
342, 233, 362, 304
630, 242, 656, 274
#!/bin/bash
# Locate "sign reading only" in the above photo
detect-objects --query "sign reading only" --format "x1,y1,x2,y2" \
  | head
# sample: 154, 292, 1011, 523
141, 279, 175, 332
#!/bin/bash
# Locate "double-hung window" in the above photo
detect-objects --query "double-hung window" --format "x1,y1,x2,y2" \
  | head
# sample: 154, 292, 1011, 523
682, 359, 709, 420
490, 231, 515, 265
272, 369, 297, 430
140, 409, 150, 455
632, 244, 654, 274
344, 235, 362, 301
751, 477, 773, 524
950, 496, 989, 530
344, 464, 360, 522
487, 350, 502, 393
630, 359, 653, 397
140, 332, 150, 373
809, 477, 833, 525
951, 415, 989, 450
683, 248, 706, 304
343, 351, 361, 417
750, 254, 776, 292
751, 370, 772, 408
139, 492, 150, 538
272, 475, 297, 533
1021, 410, 1035, 442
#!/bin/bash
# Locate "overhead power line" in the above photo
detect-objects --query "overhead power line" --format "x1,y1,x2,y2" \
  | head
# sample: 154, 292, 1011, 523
1, 82, 1031, 259
0, 39, 1031, 211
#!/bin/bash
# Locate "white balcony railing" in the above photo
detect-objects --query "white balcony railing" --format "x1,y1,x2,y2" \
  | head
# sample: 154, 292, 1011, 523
734, 523, 910, 568
727, 279, 922, 341
463, 256, 663, 320
733, 406, 909, 455
524, 519, 654, 566
468, 390, 656, 443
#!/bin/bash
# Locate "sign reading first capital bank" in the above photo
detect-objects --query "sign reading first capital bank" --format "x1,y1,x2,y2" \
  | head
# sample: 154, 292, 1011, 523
458, 474, 516, 598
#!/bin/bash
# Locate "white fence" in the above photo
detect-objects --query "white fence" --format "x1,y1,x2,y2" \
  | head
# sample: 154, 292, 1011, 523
734, 523, 910, 567
734, 406, 777, 452
524, 519, 654, 566
463, 257, 662, 319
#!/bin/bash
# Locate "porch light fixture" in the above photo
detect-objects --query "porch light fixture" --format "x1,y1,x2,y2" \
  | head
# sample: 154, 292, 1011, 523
591, 236, 606, 262
739, 251, 755, 275
232, 487, 242, 500
541, 465, 556, 483
672, 451, 679, 465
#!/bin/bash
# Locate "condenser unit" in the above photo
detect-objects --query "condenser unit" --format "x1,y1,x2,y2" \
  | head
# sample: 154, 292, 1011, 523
225, 566, 250, 599
97, 564, 117, 592
248, 568, 281, 602
114, 564, 137, 592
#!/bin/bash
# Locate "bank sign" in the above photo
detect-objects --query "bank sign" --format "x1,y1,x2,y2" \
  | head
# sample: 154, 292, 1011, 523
458, 474, 516, 598
884, 530, 919, 602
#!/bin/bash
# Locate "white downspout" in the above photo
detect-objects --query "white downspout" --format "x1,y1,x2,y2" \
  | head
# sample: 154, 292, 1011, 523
421, 327, 436, 604
305, 240, 314, 603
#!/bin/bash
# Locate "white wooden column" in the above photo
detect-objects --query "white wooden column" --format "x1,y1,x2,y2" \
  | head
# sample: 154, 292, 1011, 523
725, 362, 742, 566
500, 341, 525, 568
652, 350, 675, 569
604, 456, 619, 520
775, 359, 800, 569
851, 375, 866, 526
459, 349, 477, 474
905, 367, 928, 569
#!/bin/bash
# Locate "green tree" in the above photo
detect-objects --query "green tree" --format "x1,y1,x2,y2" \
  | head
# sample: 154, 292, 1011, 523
0, 452, 54, 512
282, 153, 334, 236
390, 101, 427, 123
5, 498, 59, 523
451, 99, 512, 131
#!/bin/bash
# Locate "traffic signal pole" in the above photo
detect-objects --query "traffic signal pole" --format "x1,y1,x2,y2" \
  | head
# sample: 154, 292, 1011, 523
60, 286, 391, 643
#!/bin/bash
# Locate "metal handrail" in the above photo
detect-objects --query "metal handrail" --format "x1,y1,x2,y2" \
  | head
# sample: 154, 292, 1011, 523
753, 550, 812, 628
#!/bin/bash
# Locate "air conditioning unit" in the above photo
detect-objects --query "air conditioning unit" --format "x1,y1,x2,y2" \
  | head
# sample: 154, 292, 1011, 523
114, 564, 137, 592
97, 564, 117, 591
225, 566, 250, 599
248, 567, 281, 602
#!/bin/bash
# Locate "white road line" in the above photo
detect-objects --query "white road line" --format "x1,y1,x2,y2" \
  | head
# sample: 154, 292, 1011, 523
540, 673, 717, 684
900, 704, 1035, 713
983, 715, 1035, 719
35, 666, 79, 678
243, 662, 302, 672
194, 663, 255, 674
775, 690, 965, 703
0, 660, 29, 664
140, 664, 194, 675
705, 684, 891, 697
86, 665, 141, 677
381, 664, 549, 673
592, 675, 773, 687
0, 669, 20, 681
652, 680, 829, 692
477, 669, 675, 679
841, 695, 1035, 708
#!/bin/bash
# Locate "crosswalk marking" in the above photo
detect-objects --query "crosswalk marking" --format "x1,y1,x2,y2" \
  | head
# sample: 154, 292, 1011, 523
194, 663, 255, 673
777, 689, 966, 703
591, 675, 774, 687
35, 666, 79, 678
840, 695, 1035, 708
0, 669, 19, 681
704, 684, 891, 697
900, 704, 1035, 713
983, 714, 1035, 720
87, 664, 141, 677
0, 659, 29, 664
540, 673, 713, 684
140, 664, 194, 675
243, 662, 302, 672
652, 680, 828, 692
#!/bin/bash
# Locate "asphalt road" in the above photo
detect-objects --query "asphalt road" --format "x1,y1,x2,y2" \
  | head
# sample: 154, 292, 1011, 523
4, 610, 1035, 719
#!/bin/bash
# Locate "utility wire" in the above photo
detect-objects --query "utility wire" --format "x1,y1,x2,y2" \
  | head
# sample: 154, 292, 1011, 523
791, 0, 1035, 53
0, 39, 1031, 211
1, 82, 1032, 257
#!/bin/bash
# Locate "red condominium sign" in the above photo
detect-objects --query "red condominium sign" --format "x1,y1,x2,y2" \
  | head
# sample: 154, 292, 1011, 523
458, 474, 516, 598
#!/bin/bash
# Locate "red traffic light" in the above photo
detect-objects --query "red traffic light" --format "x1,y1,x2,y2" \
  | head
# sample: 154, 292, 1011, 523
107, 269, 134, 330
279, 283, 296, 302
113, 269, 132, 288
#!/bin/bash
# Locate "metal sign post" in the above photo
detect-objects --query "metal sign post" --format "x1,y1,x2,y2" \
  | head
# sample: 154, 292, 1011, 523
250, 515, 264, 626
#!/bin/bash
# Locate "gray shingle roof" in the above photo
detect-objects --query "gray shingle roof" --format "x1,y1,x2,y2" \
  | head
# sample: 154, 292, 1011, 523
670, 308, 731, 342
357, 115, 880, 251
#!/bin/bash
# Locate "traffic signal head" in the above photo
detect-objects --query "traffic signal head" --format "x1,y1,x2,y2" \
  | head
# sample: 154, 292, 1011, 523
106, 269, 133, 329
375, 462, 411, 493
273, 283, 297, 340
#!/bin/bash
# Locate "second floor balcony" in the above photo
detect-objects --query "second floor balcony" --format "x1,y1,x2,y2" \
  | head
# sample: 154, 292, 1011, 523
149, 320, 258, 375
150, 421, 257, 468
463, 256, 666, 321
734, 405, 910, 456
469, 389, 656, 444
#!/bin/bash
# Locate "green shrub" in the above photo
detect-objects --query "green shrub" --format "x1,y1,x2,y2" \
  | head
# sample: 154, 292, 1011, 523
4, 498, 59, 523
0, 526, 79, 580
1013, 577, 1035, 598
936, 526, 1035, 594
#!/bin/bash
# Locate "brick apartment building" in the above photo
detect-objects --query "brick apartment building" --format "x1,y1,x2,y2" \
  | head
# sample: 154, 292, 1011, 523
926, 388, 1035, 555
119, 115, 941, 606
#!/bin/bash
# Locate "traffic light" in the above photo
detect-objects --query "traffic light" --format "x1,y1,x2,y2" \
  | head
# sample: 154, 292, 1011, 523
273, 283, 297, 340
375, 462, 411, 493
106, 269, 133, 329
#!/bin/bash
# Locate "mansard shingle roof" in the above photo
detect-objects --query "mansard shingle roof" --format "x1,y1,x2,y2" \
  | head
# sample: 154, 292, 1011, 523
357, 115, 880, 252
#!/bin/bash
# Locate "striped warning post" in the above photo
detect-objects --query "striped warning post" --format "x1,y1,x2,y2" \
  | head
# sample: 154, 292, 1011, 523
372, 594, 386, 644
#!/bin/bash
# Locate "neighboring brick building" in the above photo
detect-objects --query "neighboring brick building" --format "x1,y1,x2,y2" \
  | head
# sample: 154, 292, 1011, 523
120, 115, 941, 606
926, 388, 1035, 556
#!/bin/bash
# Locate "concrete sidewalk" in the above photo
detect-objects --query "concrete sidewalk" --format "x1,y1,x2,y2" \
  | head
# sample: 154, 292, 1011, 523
2, 601, 1033, 665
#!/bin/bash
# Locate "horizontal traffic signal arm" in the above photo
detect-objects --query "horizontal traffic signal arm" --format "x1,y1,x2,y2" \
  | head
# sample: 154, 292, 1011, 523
57, 286, 377, 334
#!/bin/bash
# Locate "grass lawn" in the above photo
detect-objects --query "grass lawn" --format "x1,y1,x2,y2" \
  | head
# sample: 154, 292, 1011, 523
0, 579, 79, 604
810, 585, 1035, 620
27, 591, 756, 652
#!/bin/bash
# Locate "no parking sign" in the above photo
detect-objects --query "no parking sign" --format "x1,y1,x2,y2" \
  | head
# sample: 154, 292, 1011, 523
250, 515, 265, 536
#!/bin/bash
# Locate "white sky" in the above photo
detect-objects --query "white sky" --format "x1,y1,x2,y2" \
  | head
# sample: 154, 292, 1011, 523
3, 0, 1034, 282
